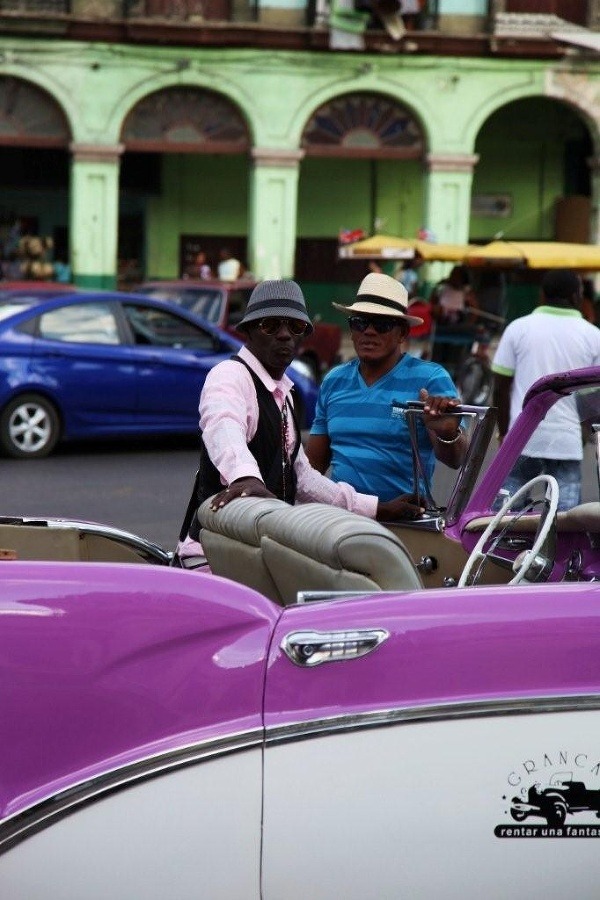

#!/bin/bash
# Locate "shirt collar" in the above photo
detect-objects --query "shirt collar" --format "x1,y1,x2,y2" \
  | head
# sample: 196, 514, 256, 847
239, 344, 294, 394
534, 305, 583, 318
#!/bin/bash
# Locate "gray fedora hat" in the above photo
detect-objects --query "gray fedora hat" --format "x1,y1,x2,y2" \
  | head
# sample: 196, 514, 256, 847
238, 279, 313, 333
333, 272, 424, 326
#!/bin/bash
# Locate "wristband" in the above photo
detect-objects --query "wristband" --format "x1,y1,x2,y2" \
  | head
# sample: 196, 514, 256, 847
436, 425, 463, 445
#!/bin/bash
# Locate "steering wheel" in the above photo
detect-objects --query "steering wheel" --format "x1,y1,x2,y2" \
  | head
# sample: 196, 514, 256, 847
458, 474, 559, 587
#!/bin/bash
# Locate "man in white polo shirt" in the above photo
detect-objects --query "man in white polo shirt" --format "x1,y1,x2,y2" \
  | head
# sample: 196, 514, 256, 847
492, 268, 600, 509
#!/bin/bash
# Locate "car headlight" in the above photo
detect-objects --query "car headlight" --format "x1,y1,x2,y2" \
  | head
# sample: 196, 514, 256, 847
289, 359, 316, 382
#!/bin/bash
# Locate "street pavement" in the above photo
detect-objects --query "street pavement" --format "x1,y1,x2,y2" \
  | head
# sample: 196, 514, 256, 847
2, 436, 198, 550
2, 435, 598, 552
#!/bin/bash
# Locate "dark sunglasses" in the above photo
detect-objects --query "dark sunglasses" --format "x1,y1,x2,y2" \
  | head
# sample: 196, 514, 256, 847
257, 317, 308, 337
348, 315, 401, 334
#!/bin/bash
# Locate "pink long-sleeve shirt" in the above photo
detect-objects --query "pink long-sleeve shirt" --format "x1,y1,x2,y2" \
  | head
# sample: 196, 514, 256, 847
199, 345, 377, 516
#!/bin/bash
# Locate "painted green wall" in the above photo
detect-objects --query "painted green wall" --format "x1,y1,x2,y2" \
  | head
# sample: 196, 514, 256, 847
297, 158, 423, 238
146, 154, 249, 279
145, 154, 426, 280
471, 98, 591, 241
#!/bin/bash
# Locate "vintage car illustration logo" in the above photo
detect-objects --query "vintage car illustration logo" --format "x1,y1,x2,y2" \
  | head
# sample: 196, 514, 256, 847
496, 752, 600, 838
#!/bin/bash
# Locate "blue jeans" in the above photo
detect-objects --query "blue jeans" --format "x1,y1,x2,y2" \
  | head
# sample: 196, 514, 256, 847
493, 455, 581, 512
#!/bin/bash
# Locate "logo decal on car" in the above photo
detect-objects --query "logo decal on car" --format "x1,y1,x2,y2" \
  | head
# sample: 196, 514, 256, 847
496, 751, 600, 838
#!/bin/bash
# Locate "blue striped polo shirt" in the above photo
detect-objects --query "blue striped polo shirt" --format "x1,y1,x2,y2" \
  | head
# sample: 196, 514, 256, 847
310, 354, 458, 500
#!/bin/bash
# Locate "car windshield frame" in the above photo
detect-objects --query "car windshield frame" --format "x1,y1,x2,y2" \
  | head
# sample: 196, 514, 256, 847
394, 367, 600, 538
454, 366, 600, 534
392, 400, 497, 531
0, 300, 39, 322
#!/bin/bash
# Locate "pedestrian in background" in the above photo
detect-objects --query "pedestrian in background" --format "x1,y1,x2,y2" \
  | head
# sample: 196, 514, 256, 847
492, 268, 600, 510
396, 253, 423, 299
217, 247, 243, 281
187, 250, 212, 280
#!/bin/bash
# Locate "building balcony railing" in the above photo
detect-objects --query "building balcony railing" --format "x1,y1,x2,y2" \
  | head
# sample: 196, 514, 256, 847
0, 1, 591, 57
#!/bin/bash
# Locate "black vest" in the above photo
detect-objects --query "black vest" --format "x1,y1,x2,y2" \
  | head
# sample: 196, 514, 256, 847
185, 356, 301, 541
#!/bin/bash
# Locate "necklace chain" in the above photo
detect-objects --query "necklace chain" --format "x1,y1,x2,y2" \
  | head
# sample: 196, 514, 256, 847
281, 401, 290, 502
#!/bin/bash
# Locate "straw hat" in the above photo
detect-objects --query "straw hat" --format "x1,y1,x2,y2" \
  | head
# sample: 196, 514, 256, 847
333, 272, 424, 326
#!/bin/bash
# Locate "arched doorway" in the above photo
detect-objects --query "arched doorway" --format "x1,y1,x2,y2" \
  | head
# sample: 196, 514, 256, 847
472, 96, 592, 243
0, 77, 71, 278
471, 96, 594, 319
120, 86, 251, 282
296, 92, 425, 313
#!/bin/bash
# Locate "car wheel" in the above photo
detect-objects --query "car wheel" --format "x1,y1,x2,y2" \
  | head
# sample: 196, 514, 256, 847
545, 799, 567, 827
0, 394, 61, 459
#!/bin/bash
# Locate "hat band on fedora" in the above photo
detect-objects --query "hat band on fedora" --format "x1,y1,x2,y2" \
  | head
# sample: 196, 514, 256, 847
247, 297, 308, 316
354, 294, 410, 315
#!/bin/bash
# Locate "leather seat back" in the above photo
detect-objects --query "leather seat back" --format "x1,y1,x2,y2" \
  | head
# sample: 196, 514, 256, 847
198, 496, 286, 603
199, 497, 422, 606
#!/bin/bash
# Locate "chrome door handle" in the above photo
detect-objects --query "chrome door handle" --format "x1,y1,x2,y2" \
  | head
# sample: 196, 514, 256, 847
281, 629, 389, 667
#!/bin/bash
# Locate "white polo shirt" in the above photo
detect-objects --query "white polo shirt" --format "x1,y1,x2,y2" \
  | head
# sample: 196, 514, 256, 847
491, 305, 600, 460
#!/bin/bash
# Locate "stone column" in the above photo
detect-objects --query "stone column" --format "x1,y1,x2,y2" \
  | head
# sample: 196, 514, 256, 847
69, 143, 123, 289
248, 148, 304, 280
423, 152, 479, 246
588, 156, 600, 246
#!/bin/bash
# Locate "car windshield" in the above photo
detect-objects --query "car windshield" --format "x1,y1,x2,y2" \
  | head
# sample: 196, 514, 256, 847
145, 287, 223, 325
227, 289, 253, 327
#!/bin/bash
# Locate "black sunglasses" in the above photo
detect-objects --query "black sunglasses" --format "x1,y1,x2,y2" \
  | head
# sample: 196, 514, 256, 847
348, 315, 402, 334
257, 317, 308, 337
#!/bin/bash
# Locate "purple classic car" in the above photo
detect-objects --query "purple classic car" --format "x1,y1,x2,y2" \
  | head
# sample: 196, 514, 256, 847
2, 367, 600, 898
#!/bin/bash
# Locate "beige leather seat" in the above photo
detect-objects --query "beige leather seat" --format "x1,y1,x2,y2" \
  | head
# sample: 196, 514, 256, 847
259, 503, 422, 605
198, 496, 287, 603
199, 497, 422, 606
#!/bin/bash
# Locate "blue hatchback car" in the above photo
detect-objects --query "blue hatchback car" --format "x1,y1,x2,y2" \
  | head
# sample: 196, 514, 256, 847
0, 291, 318, 458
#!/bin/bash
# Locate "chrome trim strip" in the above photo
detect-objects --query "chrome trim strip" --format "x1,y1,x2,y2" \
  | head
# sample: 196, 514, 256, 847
264, 694, 600, 746
0, 727, 263, 855
3, 695, 599, 854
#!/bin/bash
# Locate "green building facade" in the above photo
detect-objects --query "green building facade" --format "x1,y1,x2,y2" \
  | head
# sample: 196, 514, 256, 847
0, 3, 598, 320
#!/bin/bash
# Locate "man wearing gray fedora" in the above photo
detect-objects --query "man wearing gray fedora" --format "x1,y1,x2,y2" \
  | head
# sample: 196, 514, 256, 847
306, 272, 465, 500
179, 278, 438, 557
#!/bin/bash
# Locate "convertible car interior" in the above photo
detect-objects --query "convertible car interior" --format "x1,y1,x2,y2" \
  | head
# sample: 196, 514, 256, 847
197, 374, 600, 598
0, 517, 171, 565
3, 369, 600, 594
199, 497, 423, 604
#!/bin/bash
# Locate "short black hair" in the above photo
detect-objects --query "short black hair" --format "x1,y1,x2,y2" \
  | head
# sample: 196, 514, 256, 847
541, 269, 581, 305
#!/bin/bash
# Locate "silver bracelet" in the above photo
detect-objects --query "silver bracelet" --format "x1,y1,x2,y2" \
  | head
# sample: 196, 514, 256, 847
436, 425, 463, 445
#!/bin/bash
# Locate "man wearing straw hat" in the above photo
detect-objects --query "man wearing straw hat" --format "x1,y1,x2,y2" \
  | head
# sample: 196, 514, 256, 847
307, 272, 465, 499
